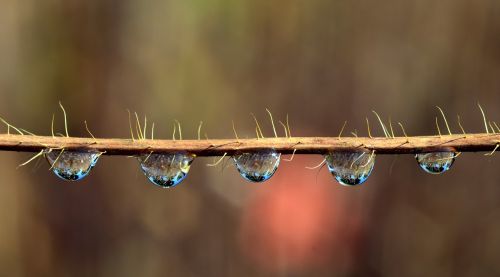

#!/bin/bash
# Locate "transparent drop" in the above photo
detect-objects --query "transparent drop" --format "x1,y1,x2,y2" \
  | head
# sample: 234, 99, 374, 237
416, 152, 455, 174
233, 149, 281, 183
138, 153, 195, 188
325, 151, 376, 186
45, 150, 101, 181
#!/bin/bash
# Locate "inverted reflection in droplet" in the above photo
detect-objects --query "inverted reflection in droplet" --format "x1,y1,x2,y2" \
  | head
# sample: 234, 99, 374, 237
138, 153, 195, 188
325, 150, 375, 186
416, 152, 455, 174
45, 150, 101, 181
233, 150, 281, 183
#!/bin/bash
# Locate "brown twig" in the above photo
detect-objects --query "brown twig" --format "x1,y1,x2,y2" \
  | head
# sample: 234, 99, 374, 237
0, 134, 499, 156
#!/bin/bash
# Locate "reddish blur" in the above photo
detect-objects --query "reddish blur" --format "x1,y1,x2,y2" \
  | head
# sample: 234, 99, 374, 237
240, 156, 363, 273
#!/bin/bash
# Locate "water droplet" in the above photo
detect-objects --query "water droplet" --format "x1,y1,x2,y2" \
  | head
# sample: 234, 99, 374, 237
138, 153, 195, 188
233, 150, 281, 182
325, 151, 376, 186
45, 150, 101, 181
416, 152, 455, 174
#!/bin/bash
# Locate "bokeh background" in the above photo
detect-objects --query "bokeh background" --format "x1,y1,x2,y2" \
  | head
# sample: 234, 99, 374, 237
1, 0, 500, 276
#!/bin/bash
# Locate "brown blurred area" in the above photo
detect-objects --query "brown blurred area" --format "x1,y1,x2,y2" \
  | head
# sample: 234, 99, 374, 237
1, 0, 500, 276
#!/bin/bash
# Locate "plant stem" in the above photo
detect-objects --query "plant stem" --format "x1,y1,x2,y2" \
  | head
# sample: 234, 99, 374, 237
0, 134, 499, 156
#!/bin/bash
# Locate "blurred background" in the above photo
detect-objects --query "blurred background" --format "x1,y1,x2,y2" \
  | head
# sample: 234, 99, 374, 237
1, 0, 500, 276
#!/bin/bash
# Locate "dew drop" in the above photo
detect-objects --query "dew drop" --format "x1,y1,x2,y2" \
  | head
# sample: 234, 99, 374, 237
138, 153, 195, 188
325, 150, 376, 186
416, 152, 455, 174
233, 149, 281, 183
45, 150, 101, 181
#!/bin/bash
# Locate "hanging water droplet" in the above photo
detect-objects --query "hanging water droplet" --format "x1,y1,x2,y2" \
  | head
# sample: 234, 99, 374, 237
45, 150, 101, 181
325, 150, 376, 186
138, 153, 195, 188
416, 152, 455, 174
233, 149, 281, 182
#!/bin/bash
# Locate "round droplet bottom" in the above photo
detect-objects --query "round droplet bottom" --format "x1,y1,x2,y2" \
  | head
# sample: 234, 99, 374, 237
45, 150, 101, 181
138, 153, 195, 188
325, 151, 376, 186
233, 150, 281, 182
416, 152, 455, 174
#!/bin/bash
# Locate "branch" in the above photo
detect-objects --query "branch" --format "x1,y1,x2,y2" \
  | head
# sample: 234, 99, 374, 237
0, 133, 498, 156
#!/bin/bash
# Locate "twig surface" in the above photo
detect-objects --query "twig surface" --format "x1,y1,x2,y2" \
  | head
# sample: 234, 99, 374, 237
0, 134, 498, 156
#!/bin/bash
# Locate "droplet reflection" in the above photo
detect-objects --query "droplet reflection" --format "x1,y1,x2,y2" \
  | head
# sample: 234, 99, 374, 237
138, 153, 195, 188
45, 150, 101, 181
416, 152, 455, 174
325, 151, 375, 186
233, 150, 281, 182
